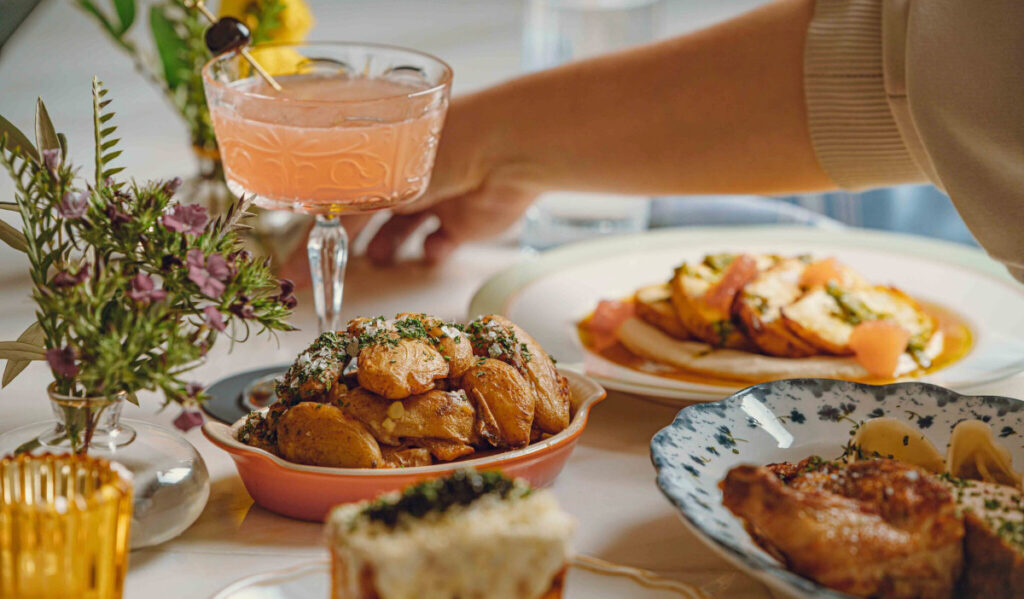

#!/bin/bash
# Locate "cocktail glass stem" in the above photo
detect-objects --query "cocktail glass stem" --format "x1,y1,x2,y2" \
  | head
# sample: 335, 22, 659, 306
307, 215, 349, 334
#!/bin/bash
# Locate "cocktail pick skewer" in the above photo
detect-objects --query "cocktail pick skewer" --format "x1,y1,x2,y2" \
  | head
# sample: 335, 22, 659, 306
186, 0, 283, 92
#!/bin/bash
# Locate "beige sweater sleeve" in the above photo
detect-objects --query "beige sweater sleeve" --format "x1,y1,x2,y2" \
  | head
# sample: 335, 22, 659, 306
805, 0, 1024, 282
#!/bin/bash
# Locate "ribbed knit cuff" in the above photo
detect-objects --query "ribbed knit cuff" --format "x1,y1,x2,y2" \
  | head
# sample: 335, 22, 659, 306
804, 0, 923, 189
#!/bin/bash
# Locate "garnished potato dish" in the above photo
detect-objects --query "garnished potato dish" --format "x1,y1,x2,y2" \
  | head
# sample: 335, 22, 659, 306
238, 313, 570, 468
582, 253, 972, 383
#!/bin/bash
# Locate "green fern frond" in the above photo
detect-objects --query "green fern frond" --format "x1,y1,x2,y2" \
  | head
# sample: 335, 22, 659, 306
92, 77, 123, 186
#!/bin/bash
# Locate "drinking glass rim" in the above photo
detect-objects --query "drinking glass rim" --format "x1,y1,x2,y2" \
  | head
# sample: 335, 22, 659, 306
201, 40, 454, 106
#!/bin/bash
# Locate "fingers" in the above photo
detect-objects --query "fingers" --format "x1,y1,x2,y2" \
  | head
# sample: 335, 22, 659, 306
366, 212, 434, 265
341, 214, 372, 241
423, 228, 458, 265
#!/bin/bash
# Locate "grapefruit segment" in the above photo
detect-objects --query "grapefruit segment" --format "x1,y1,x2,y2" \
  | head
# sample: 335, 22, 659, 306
589, 299, 635, 351
703, 254, 758, 314
849, 320, 911, 378
800, 257, 844, 288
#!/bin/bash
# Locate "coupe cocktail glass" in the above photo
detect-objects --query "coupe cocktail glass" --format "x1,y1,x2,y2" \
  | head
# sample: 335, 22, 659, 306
203, 42, 452, 333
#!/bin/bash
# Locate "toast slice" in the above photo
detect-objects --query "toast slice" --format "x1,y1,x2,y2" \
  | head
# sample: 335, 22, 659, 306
634, 283, 690, 340
781, 284, 936, 357
954, 480, 1024, 598
669, 253, 776, 348
735, 258, 819, 358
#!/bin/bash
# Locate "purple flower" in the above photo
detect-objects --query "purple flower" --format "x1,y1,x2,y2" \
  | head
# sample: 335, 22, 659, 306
58, 191, 89, 219
173, 408, 205, 432
230, 302, 256, 319
46, 346, 78, 379
276, 278, 297, 309
42, 149, 61, 176
186, 250, 231, 298
205, 254, 231, 280
186, 249, 205, 270
162, 177, 183, 196
228, 249, 252, 265
51, 264, 90, 289
105, 203, 131, 226
203, 305, 226, 332
162, 204, 208, 235
185, 381, 204, 397
229, 294, 255, 319
279, 294, 297, 309
161, 254, 183, 271
189, 268, 225, 299
126, 272, 168, 303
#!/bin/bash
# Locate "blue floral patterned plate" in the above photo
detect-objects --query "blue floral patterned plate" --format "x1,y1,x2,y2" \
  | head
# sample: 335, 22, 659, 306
650, 378, 1024, 599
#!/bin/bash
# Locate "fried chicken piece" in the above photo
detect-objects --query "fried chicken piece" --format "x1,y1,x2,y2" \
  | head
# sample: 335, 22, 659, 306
275, 402, 383, 468
380, 446, 433, 468
469, 315, 570, 434
461, 358, 536, 449
357, 335, 448, 399
722, 459, 963, 599
340, 387, 475, 447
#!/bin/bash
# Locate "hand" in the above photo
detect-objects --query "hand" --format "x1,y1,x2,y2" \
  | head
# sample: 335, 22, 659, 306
366, 93, 540, 265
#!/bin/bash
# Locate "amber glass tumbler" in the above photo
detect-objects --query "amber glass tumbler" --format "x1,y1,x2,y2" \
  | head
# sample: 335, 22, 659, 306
0, 453, 133, 599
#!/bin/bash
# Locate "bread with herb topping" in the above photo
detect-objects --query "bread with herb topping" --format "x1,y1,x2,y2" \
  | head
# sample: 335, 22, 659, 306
781, 284, 936, 356
634, 283, 690, 340
327, 471, 574, 599
734, 258, 820, 358
669, 253, 774, 349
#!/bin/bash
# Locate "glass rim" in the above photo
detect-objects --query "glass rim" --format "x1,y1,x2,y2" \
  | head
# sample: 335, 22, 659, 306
201, 40, 454, 107
1, 452, 134, 503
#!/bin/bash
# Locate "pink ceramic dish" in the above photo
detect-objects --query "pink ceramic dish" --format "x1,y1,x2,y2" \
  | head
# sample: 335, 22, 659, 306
203, 369, 605, 521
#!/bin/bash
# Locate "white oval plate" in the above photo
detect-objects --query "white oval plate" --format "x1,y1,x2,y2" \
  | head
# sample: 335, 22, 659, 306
209, 559, 707, 599
469, 226, 1024, 404
650, 378, 1024, 599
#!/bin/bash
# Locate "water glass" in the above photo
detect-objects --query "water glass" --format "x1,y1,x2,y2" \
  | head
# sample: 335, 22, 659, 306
521, 0, 663, 250
0, 453, 133, 599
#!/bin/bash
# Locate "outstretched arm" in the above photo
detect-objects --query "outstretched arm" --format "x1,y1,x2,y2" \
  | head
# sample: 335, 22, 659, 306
368, 0, 833, 264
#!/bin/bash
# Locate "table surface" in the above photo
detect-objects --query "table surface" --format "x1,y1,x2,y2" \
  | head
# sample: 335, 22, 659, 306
3, 2, 1023, 598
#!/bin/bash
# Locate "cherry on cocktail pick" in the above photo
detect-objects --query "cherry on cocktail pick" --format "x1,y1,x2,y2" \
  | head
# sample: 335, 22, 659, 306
184, 0, 282, 92
205, 17, 251, 56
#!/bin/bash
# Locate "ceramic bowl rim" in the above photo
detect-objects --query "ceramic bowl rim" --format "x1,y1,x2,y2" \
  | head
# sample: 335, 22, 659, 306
203, 368, 606, 477
650, 377, 1024, 599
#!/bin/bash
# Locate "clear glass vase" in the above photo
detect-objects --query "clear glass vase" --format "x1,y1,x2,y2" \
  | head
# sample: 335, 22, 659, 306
0, 384, 210, 549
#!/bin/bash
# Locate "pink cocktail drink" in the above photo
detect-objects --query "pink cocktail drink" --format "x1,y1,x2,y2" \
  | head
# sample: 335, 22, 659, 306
211, 75, 446, 213
203, 42, 452, 333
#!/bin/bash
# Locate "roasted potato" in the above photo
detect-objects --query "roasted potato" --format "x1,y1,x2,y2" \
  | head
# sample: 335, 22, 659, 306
396, 312, 477, 379
415, 438, 475, 462
357, 336, 448, 399
634, 283, 690, 340
735, 259, 820, 358
781, 284, 936, 355
275, 402, 383, 468
275, 331, 350, 405
380, 446, 433, 468
340, 387, 476, 446
461, 358, 536, 448
470, 315, 570, 434
669, 254, 773, 349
